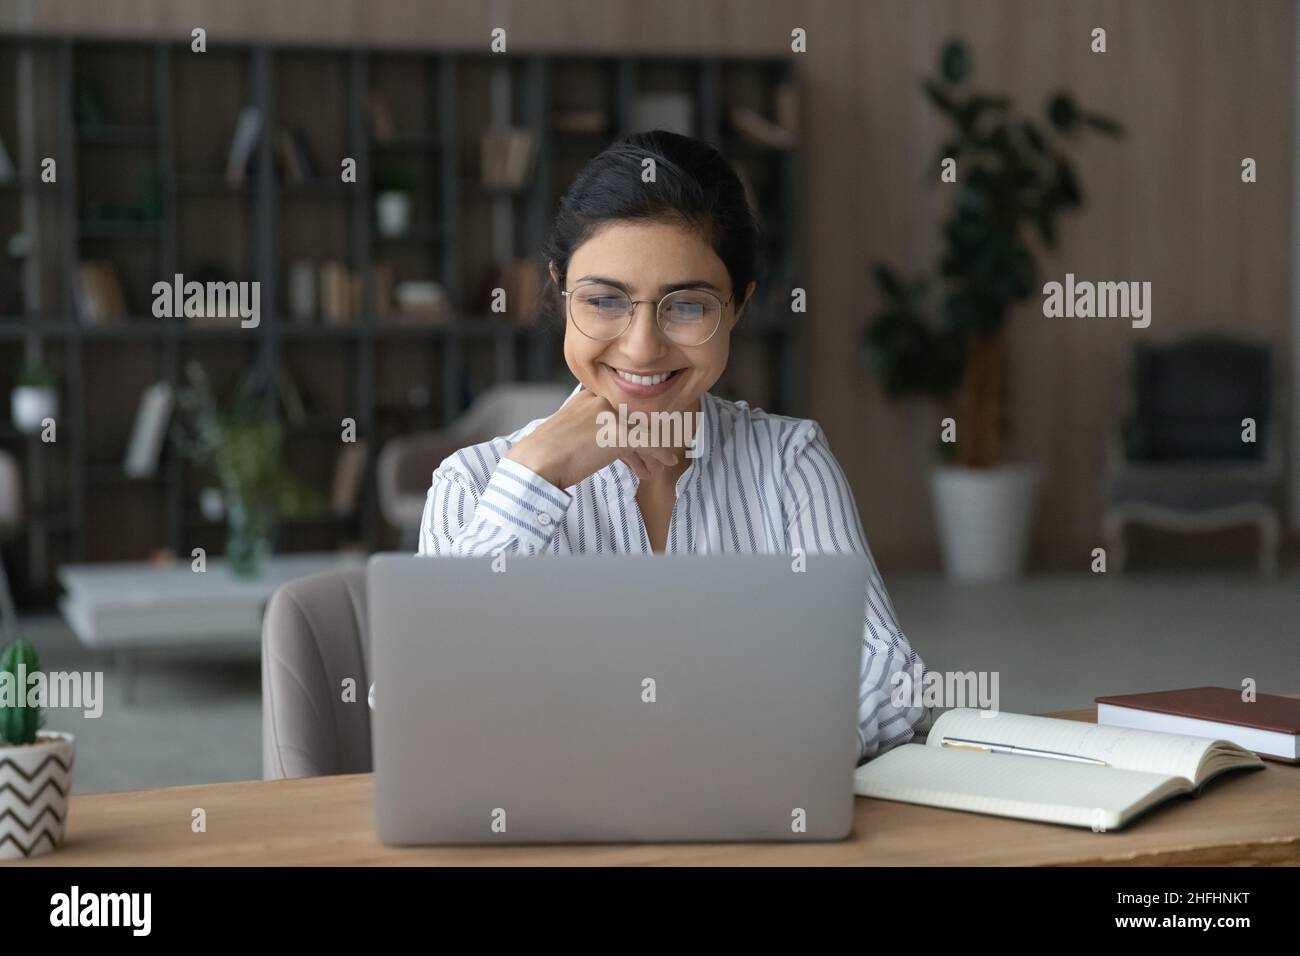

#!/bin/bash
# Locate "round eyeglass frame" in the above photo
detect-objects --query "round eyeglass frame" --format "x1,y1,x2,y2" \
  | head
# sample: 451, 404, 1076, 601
559, 280, 735, 347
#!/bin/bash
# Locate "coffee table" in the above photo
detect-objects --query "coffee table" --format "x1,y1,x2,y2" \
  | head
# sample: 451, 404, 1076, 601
57, 551, 367, 701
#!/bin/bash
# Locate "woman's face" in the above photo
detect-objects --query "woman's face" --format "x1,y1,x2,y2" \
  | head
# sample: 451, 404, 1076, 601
552, 219, 752, 417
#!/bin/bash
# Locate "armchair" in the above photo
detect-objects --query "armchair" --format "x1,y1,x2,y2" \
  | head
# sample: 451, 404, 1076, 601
1102, 336, 1283, 575
376, 382, 573, 549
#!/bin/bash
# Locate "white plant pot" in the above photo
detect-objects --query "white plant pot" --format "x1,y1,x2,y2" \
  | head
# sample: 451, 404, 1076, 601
930, 463, 1042, 583
0, 732, 76, 859
375, 191, 412, 238
11, 386, 58, 434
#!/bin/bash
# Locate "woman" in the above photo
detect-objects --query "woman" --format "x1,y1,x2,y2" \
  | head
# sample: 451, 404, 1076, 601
417, 130, 927, 761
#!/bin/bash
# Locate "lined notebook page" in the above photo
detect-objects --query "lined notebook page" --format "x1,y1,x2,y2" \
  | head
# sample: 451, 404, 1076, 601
928, 709, 1211, 782
854, 745, 1186, 830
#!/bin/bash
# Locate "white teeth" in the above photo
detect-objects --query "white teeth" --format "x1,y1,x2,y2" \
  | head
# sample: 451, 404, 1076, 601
617, 369, 672, 386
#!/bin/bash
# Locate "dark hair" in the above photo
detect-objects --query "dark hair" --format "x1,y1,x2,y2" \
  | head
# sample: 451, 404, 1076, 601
538, 129, 761, 325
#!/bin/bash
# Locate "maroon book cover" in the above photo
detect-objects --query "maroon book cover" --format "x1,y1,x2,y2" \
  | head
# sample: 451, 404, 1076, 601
1096, 687, 1300, 763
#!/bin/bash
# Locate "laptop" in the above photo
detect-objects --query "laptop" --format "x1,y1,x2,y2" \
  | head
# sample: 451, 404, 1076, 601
368, 552, 868, 844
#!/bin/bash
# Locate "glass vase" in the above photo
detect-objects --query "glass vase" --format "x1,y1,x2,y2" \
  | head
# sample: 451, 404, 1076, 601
226, 495, 274, 578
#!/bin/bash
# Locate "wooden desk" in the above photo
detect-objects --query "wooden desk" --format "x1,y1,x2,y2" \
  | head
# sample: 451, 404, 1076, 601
11, 709, 1300, 866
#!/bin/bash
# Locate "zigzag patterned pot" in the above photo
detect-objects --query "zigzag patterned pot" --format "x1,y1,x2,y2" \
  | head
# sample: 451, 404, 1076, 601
0, 733, 75, 859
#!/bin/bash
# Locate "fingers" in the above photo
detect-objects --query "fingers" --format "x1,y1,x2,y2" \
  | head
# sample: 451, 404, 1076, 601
620, 448, 678, 481
570, 389, 680, 481
620, 453, 653, 481
639, 446, 678, 468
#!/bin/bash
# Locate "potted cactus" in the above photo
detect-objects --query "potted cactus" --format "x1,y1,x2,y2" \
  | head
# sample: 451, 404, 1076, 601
0, 639, 76, 859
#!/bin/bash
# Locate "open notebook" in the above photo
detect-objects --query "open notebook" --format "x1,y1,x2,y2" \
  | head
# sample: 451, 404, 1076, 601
854, 708, 1264, 831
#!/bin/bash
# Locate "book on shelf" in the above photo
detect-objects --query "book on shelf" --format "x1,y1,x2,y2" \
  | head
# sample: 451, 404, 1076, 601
367, 92, 396, 144
853, 708, 1263, 832
480, 127, 537, 191
551, 108, 609, 134
73, 260, 129, 324
508, 258, 543, 325
330, 442, 369, 516
466, 260, 540, 323
275, 129, 304, 184
0, 450, 17, 525
319, 260, 354, 325
470, 262, 510, 316
371, 262, 395, 318
123, 382, 174, 479
288, 259, 318, 323
289, 128, 321, 180
304, 261, 394, 324
275, 127, 321, 184
225, 107, 263, 187
0, 133, 15, 183
392, 280, 449, 323
729, 104, 796, 149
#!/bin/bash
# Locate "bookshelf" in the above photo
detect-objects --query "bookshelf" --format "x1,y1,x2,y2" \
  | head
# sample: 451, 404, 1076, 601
0, 36, 803, 607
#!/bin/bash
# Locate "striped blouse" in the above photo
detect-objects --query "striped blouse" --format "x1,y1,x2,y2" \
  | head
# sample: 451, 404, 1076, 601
416, 384, 929, 761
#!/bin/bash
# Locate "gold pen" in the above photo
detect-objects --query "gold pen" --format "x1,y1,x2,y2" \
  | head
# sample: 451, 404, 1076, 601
940, 736, 1109, 767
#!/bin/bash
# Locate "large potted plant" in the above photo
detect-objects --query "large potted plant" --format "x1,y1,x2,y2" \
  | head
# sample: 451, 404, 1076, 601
172, 362, 322, 578
0, 639, 75, 859
864, 40, 1121, 582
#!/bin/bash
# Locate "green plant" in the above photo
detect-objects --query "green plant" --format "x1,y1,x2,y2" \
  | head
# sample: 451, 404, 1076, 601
15, 361, 58, 388
0, 639, 43, 746
171, 362, 323, 573
374, 162, 418, 194
864, 39, 1122, 467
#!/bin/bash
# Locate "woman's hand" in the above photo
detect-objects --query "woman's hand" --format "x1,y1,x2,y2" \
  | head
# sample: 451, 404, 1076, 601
505, 387, 679, 488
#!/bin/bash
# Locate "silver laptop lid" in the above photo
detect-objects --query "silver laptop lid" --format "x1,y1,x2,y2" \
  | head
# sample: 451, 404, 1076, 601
369, 552, 867, 844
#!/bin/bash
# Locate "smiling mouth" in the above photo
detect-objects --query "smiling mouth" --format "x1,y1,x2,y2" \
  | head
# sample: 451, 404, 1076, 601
608, 366, 683, 387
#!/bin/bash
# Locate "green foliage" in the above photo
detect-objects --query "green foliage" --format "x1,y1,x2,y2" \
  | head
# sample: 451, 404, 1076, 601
863, 267, 963, 399
171, 362, 324, 523
0, 639, 43, 746
15, 361, 58, 388
864, 39, 1122, 402
374, 162, 419, 194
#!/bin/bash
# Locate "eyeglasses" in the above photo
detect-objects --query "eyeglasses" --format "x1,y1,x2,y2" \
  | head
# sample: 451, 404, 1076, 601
560, 280, 734, 347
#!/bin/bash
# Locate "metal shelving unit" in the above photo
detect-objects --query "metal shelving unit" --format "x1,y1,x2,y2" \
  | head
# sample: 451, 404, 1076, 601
0, 36, 802, 606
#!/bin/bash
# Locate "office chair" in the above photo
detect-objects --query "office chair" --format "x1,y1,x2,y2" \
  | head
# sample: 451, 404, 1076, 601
1102, 336, 1283, 575
262, 566, 372, 779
